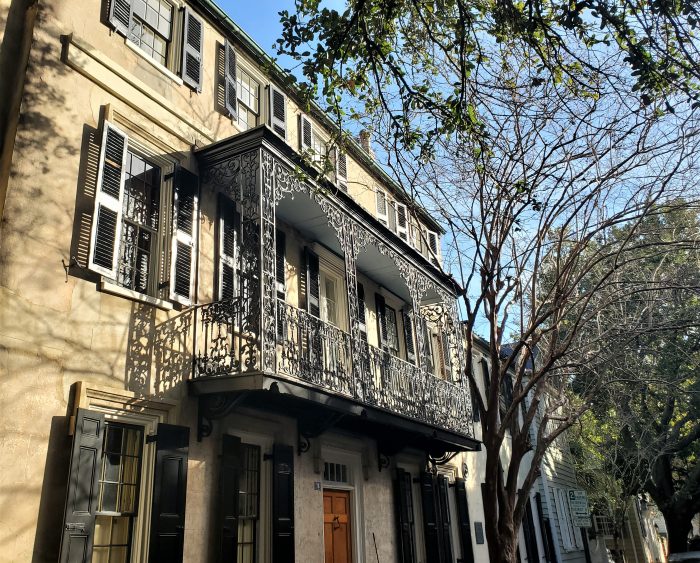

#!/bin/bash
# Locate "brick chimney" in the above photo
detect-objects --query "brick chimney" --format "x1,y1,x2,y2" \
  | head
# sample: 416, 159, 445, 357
359, 129, 375, 159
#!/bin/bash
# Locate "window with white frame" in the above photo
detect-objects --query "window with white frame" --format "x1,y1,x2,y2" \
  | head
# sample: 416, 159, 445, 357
107, 0, 205, 90
236, 66, 261, 131
88, 121, 197, 305
554, 488, 582, 551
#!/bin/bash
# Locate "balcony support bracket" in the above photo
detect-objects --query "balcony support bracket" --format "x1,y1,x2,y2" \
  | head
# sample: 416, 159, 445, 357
297, 411, 345, 456
197, 392, 248, 441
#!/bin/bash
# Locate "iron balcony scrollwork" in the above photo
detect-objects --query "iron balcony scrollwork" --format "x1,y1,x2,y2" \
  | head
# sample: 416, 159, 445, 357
193, 297, 471, 436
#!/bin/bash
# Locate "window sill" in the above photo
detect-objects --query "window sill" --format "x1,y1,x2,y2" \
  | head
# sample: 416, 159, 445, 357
99, 280, 174, 311
125, 40, 184, 86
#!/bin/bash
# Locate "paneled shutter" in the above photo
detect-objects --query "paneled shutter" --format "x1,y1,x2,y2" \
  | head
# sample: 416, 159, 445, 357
305, 248, 320, 317
170, 168, 199, 304
402, 310, 416, 365
375, 293, 388, 350
396, 203, 409, 241
218, 195, 239, 301
357, 283, 367, 338
269, 86, 287, 139
149, 423, 190, 563
218, 434, 241, 563
420, 472, 444, 563
181, 8, 204, 91
299, 114, 313, 151
375, 189, 388, 226
393, 468, 417, 563
88, 121, 128, 279
59, 409, 106, 563
224, 40, 237, 117
455, 478, 475, 563
108, 0, 132, 35
335, 149, 348, 192
272, 444, 295, 563
276, 230, 287, 339
437, 475, 453, 563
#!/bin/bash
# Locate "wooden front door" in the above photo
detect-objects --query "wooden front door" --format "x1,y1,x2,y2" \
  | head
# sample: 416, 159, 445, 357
323, 489, 352, 563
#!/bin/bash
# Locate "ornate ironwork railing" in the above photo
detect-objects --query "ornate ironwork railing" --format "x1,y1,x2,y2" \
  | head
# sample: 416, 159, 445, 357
192, 298, 470, 435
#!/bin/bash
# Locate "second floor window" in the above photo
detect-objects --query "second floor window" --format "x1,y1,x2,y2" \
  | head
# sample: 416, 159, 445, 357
236, 67, 260, 131
129, 0, 172, 66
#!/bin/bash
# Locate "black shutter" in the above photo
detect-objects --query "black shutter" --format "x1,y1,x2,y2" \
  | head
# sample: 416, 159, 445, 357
455, 478, 474, 563
522, 497, 540, 563
420, 472, 444, 563
149, 424, 189, 563
480, 359, 491, 395
269, 86, 287, 139
170, 168, 198, 304
108, 0, 131, 35
375, 293, 388, 350
218, 195, 239, 301
218, 434, 241, 563
299, 114, 312, 151
535, 493, 556, 563
437, 475, 453, 563
89, 122, 128, 279
403, 310, 415, 364
224, 40, 237, 117
272, 444, 294, 563
59, 409, 106, 563
393, 469, 417, 563
305, 248, 320, 317
182, 8, 204, 91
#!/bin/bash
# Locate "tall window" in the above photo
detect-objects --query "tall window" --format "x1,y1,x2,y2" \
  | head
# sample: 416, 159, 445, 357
128, 0, 173, 66
93, 422, 144, 563
236, 67, 260, 131
385, 306, 400, 356
321, 274, 339, 326
117, 151, 161, 294
238, 444, 261, 563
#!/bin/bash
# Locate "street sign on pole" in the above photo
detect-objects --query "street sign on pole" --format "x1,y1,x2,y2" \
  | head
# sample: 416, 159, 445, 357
568, 489, 592, 527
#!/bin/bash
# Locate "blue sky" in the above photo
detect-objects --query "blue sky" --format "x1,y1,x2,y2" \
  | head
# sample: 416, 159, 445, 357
216, 1, 296, 57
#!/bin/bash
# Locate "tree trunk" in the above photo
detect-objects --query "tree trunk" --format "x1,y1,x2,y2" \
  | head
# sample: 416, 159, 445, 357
664, 510, 692, 554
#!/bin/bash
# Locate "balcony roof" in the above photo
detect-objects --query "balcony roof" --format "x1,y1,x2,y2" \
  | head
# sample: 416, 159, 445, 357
190, 374, 481, 454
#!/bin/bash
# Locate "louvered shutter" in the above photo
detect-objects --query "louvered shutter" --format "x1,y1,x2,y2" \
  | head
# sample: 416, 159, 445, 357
437, 475, 454, 563
427, 230, 440, 265
218, 434, 241, 563
59, 409, 106, 563
396, 203, 409, 241
335, 149, 348, 192
455, 478, 475, 563
181, 8, 204, 91
422, 319, 435, 374
272, 444, 295, 563
420, 472, 444, 562
218, 195, 239, 301
522, 497, 540, 563
224, 40, 237, 117
481, 358, 491, 395
402, 310, 416, 364
554, 489, 575, 550
269, 86, 287, 139
375, 293, 388, 350
305, 248, 320, 317
108, 0, 132, 35
388, 201, 398, 234
393, 469, 417, 563
170, 168, 198, 304
375, 189, 388, 226
276, 230, 287, 340
299, 114, 312, 151
149, 424, 189, 563
88, 121, 128, 279
439, 334, 452, 379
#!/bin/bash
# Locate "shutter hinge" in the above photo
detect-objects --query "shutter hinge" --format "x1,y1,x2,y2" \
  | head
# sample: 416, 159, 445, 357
146, 433, 158, 444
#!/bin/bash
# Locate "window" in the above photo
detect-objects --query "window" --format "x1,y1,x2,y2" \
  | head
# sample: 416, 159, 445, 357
238, 444, 261, 563
323, 462, 349, 484
321, 274, 339, 326
236, 67, 260, 131
108, 0, 204, 89
88, 121, 198, 304
554, 488, 582, 551
385, 306, 400, 356
129, 0, 172, 65
93, 422, 144, 563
